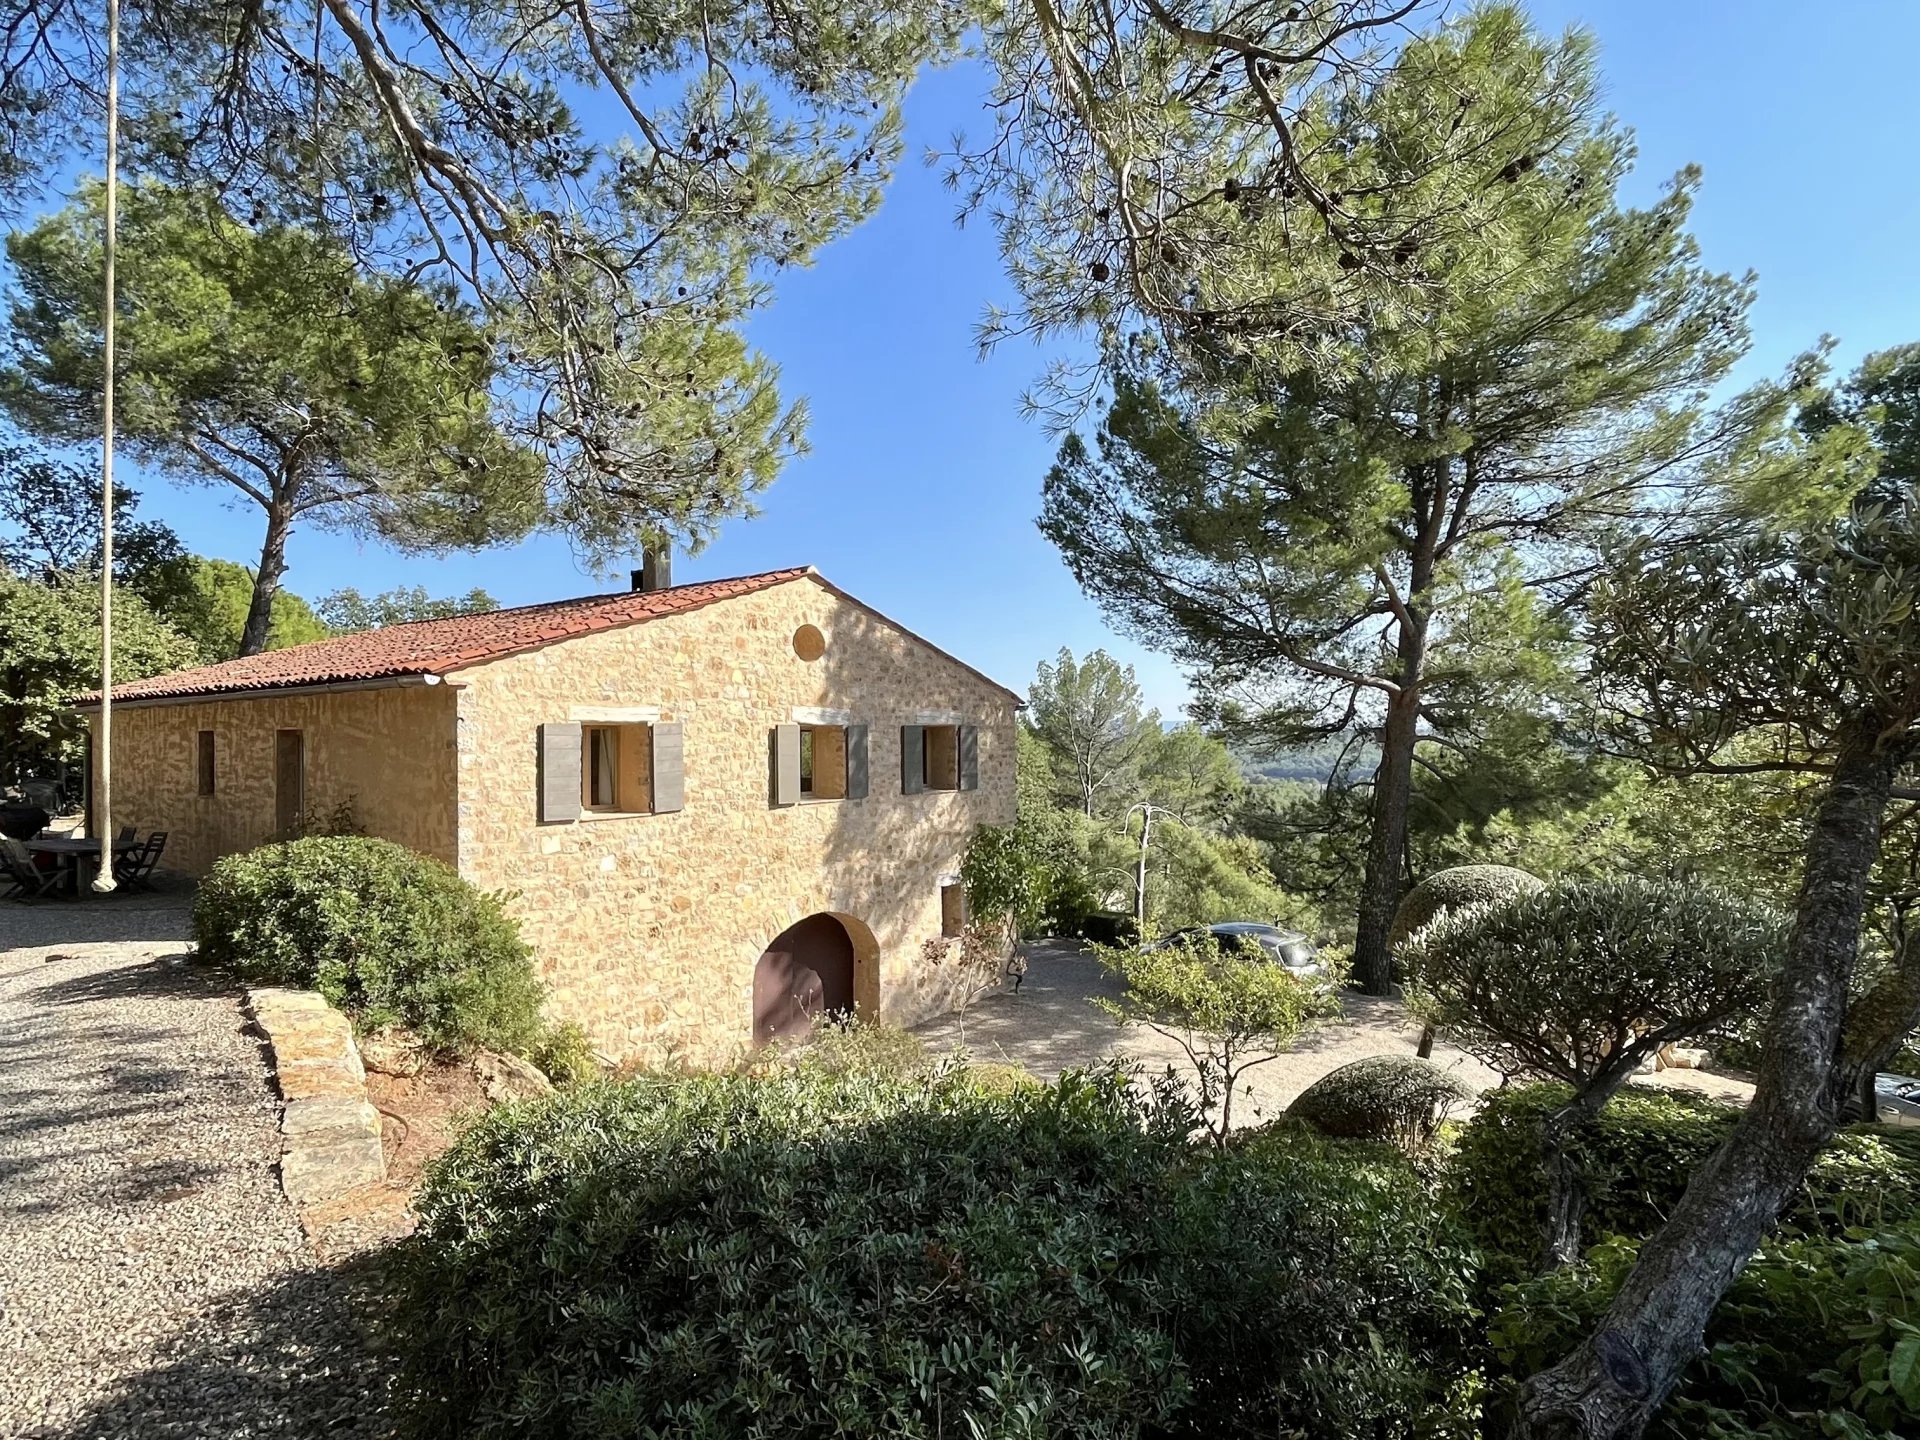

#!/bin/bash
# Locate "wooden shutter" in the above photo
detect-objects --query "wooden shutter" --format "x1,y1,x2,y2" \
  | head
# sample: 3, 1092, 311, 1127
958, 725, 979, 792
845, 724, 870, 800
650, 722, 684, 814
538, 722, 583, 823
900, 725, 925, 795
771, 723, 802, 807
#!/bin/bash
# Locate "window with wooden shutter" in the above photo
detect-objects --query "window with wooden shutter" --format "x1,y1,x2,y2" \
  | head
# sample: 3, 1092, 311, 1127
958, 725, 979, 792
846, 724, 870, 800
900, 725, 925, 795
771, 723, 802, 806
913, 725, 960, 792
581, 722, 655, 813
650, 722, 684, 813
538, 722, 583, 823
795, 724, 849, 799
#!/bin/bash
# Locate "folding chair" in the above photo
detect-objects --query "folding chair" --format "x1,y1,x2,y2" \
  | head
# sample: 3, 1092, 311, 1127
1, 837, 61, 901
113, 831, 168, 891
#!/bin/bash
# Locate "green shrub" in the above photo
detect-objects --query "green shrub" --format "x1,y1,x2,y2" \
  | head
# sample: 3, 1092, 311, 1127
1289, 1054, 1477, 1151
1389, 863, 1544, 952
195, 834, 544, 1056
1447, 1083, 1920, 1285
1489, 1225, 1920, 1439
528, 1021, 600, 1085
790, 1017, 933, 1078
1404, 878, 1782, 1091
392, 1066, 1482, 1439
1094, 935, 1337, 1144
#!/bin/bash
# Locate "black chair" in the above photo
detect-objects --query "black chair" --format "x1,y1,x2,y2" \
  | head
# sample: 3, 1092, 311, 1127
113, 831, 167, 891
2, 837, 61, 901
117, 823, 137, 845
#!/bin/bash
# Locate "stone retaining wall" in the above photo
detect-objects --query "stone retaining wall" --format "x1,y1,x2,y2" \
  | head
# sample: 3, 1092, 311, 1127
244, 988, 385, 1206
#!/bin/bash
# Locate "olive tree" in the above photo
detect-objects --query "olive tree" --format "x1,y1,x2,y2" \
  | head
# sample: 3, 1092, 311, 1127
1095, 935, 1334, 1145
1404, 878, 1781, 1269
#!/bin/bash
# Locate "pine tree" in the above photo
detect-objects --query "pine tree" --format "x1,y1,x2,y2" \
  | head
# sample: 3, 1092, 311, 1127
1036, 8, 1771, 990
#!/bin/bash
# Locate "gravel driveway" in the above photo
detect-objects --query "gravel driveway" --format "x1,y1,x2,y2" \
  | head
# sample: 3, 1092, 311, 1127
0, 890, 394, 1439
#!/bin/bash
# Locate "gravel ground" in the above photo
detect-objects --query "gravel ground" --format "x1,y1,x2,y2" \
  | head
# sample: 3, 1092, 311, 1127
915, 940, 1756, 1122
0, 888, 395, 1439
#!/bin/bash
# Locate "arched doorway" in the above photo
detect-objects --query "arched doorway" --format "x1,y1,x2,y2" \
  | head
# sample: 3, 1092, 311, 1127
753, 913, 857, 1047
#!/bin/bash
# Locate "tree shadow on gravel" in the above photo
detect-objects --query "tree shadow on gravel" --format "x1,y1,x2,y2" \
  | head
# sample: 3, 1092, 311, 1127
51, 1249, 404, 1440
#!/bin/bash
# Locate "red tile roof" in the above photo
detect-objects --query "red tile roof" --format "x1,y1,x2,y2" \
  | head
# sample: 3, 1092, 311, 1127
92, 567, 815, 704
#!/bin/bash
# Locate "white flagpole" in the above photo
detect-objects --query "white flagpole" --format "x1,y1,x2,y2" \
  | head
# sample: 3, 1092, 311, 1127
91, 0, 118, 892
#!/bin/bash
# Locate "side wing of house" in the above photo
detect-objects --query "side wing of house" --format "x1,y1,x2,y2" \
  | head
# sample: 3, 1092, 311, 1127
447, 576, 1019, 1063
93, 682, 461, 875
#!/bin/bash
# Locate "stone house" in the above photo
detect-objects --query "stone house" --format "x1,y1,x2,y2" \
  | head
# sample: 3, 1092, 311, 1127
86, 566, 1021, 1061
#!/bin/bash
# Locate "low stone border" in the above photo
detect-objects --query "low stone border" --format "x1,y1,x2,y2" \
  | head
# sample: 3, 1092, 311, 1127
245, 987, 386, 1207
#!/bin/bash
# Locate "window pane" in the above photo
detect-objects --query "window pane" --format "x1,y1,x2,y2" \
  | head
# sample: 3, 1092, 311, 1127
800, 728, 815, 793
588, 728, 618, 807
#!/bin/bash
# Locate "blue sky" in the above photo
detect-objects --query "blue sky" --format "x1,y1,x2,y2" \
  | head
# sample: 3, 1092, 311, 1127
87, 1, 1920, 714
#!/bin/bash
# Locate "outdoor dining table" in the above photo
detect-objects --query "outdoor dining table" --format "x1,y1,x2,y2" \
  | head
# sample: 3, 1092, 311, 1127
25, 836, 140, 898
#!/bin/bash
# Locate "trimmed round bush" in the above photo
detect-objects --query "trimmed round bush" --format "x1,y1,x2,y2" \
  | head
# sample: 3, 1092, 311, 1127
1403, 878, 1782, 1090
392, 1066, 1482, 1439
1289, 1054, 1476, 1150
1446, 1082, 1920, 1285
194, 835, 543, 1055
1389, 863, 1544, 953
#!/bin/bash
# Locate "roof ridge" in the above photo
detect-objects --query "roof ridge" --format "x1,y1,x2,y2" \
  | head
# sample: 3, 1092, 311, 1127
327, 564, 816, 636
84, 565, 819, 706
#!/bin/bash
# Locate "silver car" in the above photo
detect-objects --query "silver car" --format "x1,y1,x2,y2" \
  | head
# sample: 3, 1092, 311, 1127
1145, 922, 1323, 976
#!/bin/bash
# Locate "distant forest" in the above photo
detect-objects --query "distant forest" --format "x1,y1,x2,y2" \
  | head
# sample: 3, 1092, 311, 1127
1235, 736, 1379, 786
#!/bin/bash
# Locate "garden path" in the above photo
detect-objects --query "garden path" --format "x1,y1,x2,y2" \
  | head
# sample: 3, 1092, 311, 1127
0, 888, 394, 1439
913, 940, 1758, 1123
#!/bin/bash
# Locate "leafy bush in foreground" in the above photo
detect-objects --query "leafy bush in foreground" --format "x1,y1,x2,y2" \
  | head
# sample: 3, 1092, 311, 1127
1448, 1083, 1920, 1285
195, 834, 543, 1056
392, 1066, 1481, 1439
1490, 1226, 1920, 1439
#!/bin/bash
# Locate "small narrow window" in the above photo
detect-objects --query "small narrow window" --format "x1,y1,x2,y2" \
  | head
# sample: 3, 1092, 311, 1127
196, 730, 216, 796
585, 725, 619, 809
940, 882, 966, 938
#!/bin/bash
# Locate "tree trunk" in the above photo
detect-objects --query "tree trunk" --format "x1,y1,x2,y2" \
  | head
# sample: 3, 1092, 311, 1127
1353, 684, 1422, 994
238, 502, 293, 658
1514, 733, 1897, 1440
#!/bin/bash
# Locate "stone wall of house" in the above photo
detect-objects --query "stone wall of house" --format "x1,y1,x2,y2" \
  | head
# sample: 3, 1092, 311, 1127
450, 577, 1020, 1064
91, 684, 459, 875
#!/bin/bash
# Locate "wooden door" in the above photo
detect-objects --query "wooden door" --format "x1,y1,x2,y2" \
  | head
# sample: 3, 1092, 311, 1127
274, 729, 305, 837
752, 914, 856, 1046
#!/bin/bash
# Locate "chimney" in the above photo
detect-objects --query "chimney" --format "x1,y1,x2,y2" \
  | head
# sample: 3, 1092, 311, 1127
634, 550, 672, 592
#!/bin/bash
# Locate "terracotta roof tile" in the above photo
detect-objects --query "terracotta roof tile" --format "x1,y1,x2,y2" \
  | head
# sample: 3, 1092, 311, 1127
94, 567, 814, 704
